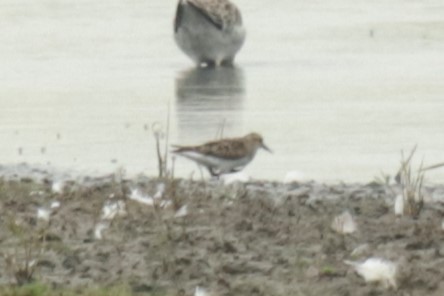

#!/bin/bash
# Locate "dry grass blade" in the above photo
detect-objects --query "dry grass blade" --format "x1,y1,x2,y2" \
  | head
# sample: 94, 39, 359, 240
3, 215, 48, 285
215, 118, 226, 140
403, 145, 417, 167
164, 103, 171, 176
152, 123, 164, 178
420, 162, 444, 172
152, 105, 173, 179
398, 146, 424, 217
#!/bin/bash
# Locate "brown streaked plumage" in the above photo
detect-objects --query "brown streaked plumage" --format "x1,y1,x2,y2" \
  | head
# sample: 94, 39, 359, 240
185, 0, 243, 29
172, 132, 271, 177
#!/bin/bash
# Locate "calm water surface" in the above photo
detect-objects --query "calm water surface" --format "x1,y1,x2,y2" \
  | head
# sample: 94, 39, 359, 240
1, 0, 443, 182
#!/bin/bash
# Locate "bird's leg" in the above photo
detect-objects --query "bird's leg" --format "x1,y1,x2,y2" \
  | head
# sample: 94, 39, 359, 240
208, 167, 221, 180
200, 60, 216, 68
221, 58, 235, 67
229, 166, 243, 173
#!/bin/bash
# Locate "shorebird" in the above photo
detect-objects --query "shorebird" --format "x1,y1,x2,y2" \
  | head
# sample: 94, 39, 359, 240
172, 132, 271, 177
174, 0, 246, 67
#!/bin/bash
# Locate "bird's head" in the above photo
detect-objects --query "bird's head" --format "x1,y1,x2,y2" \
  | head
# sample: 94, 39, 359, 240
245, 132, 272, 153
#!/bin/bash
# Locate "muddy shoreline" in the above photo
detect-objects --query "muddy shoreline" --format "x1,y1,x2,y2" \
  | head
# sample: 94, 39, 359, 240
1, 164, 444, 295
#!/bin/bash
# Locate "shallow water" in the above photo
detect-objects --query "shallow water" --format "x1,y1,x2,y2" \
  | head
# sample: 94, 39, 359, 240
0, 0, 443, 182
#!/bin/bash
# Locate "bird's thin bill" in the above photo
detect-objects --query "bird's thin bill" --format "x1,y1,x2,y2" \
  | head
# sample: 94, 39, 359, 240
261, 143, 273, 153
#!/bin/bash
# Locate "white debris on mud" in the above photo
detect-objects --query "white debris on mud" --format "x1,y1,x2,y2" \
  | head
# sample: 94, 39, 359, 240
283, 170, 309, 183
194, 286, 208, 296
3, 163, 444, 295
175, 204, 188, 218
94, 222, 109, 240
37, 207, 51, 221
394, 194, 404, 216
101, 200, 127, 220
129, 185, 171, 208
331, 210, 358, 234
350, 244, 371, 258
344, 257, 398, 289
153, 183, 165, 199
50, 200, 61, 209
51, 180, 65, 194
222, 172, 250, 185
129, 188, 155, 206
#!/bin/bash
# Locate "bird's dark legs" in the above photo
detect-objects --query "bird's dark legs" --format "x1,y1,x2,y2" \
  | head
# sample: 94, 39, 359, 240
199, 58, 235, 68
221, 58, 235, 67
200, 60, 216, 68
208, 167, 221, 180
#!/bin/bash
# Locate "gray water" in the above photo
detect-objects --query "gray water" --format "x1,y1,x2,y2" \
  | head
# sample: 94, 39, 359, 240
1, 0, 444, 182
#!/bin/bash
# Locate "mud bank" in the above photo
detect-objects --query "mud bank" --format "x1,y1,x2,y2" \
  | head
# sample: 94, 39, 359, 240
1, 165, 444, 296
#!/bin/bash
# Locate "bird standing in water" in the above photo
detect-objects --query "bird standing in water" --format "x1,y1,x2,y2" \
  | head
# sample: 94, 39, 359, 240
174, 0, 246, 67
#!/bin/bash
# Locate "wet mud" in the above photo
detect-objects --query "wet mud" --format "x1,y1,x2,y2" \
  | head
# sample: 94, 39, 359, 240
1, 169, 444, 295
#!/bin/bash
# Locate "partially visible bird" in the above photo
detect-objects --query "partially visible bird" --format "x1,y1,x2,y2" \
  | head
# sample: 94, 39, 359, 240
172, 132, 271, 177
174, 0, 246, 67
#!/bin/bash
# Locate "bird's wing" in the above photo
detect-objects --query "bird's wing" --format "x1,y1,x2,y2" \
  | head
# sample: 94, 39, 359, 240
172, 138, 247, 159
171, 144, 194, 153
187, 0, 242, 30
195, 138, 247, 159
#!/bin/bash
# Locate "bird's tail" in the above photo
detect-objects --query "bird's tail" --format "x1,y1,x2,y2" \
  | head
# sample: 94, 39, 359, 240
171, 144, 193, 153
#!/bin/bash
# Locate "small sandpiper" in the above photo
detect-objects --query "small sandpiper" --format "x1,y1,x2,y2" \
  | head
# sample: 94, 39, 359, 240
174, 0, 246, 67
172, 132, 271, 177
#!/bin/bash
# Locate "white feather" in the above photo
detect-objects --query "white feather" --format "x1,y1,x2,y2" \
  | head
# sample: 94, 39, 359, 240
129, 188, 171, 208
344, 257, 397, 289
154, 183, 165, 199
394, 194, 404, 216
30, 190, 45, 197
194, 286, 208, 296
159, 199, 172, 209
94, 222, 108, 240
175, 205, 188, 218
129, 188, 154, 206
350, 244, 370, 257
51, 180, 64, 194
28, 259, 36, 268
222, 172, 250, 184
101, 200, 126, 220
331, 210, 357, 234
37, 207, 51, 221
50, 201, 61, 209
283, 170, 309, 183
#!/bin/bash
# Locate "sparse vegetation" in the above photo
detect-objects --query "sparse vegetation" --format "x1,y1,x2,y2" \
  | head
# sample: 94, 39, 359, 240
2, 188, 51, 286
1, 147, 444, 295
397, 146, 425, 217
152, 104, 172, 180
0, 282, 171, 296
373, 171, 391, 186
152, 122, 169, 179
320, 265, 337, 276
397, 146, 444, 217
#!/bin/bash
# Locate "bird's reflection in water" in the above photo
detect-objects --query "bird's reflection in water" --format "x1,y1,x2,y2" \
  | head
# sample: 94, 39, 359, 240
175, 66, 245, 141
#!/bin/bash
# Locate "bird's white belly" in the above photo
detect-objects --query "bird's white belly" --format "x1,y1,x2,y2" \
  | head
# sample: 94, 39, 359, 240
179, 151, 253, 173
